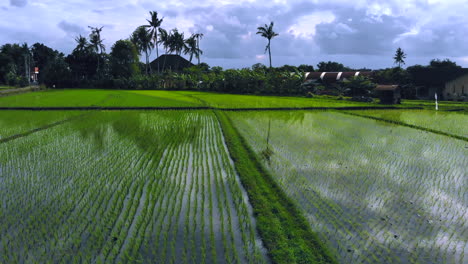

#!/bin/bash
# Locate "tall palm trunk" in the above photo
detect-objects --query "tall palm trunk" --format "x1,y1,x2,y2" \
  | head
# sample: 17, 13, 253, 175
145, 49, 149, 75
97, 53, 100, 77
155, 34, 159, 73
162, 48, 167, 72
148, 50, 152, 74
197, 36, 200, 65
268, 39, 272, 68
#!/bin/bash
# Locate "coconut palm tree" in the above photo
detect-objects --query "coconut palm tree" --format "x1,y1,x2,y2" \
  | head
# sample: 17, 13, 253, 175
184, 34, 202, 63
394, 47, 406, 68
131, 26, 154, 75
168, 29, 185, 56
88, 26, 105, 75
193, 33, 204, 65
256, 21, 278, 68
158, 28, 169, 53
74, 35, 89, 53
144, 11, 163, 72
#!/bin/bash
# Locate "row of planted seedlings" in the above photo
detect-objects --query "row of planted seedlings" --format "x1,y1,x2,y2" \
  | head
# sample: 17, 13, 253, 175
1, 111, 168, 262
227, 110, 467, 264
0, 111, 163, 263
132, 111, 267, 264
0, 110, 268, 263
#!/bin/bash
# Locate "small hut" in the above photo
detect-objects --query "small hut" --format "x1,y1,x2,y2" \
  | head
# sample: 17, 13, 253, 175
375, 85, 401, 104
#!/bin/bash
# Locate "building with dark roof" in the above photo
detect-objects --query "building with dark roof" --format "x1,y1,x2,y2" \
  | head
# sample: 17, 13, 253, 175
304, 71, 373, 83
150, 54, 194, 72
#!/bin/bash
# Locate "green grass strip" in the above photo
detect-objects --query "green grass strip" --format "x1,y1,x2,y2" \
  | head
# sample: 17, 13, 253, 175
342, 111, 468, 142
214, 110, 337, 264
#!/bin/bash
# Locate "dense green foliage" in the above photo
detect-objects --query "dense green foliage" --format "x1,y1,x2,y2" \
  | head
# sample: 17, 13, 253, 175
216, 111, 337, 264
229, 110, 467, 264
110, 40, 140, 78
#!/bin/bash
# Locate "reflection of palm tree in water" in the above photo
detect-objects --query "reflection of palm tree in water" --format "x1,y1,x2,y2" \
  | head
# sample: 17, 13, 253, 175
261, 118, 273, 165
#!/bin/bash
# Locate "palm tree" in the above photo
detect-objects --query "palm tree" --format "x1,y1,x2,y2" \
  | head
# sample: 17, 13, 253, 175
158, 28, 169, 53
256, 21, 278, 68
193, 33, 204, 65
168, 29, 185, 55
144, 11, 163, 72
184, 34, 202, 63
74, 35, 89, 53
88, 26, 105, 74
131, 26, 154, 75
394, 47, 406, 68
158, 28, 170, 71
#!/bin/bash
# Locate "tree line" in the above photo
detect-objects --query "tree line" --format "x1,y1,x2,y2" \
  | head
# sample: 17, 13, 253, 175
0, 13, 465, 99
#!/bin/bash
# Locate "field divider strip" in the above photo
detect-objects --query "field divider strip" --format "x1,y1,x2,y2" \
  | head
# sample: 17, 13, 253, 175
214, 110, 338, 264
0, 112, 92, 144
341, 111, 468, 142
0, 106, 423, 111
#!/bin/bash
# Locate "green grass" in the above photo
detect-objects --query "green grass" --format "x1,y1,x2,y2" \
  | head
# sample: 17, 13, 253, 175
216, 110, 337, 264
228, 110, 467, 264
0, 89, 202, 107
176, 91, 381, 108
1, 88, 467, 110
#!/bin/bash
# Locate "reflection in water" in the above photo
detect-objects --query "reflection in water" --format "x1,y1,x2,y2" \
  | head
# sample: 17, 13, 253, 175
75, 111, 202, 153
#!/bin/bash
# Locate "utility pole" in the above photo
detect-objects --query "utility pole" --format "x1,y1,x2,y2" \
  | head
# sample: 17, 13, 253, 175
24, 50, 31, 86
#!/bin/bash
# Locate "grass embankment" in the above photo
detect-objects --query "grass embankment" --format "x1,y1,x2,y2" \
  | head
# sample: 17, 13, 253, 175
215, 110, 337, 264
400, 99, 468, 110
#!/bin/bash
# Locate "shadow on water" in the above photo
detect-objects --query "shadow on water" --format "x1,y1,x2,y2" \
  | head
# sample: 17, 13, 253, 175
73, 111, 202, 153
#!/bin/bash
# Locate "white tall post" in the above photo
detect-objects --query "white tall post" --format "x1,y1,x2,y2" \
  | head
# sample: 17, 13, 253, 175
435, 93, 438, 111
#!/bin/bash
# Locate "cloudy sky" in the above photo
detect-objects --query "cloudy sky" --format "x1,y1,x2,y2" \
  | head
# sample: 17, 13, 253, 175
2, 0, 468, 69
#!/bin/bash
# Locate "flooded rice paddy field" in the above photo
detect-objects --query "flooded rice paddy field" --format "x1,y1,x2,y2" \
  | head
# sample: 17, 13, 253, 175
1, 107, 466, 264
0, 111, 267, 263
228, 110, 467, 264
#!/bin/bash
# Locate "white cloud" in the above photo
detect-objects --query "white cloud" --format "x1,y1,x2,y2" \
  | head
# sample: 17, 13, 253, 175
287, 11, 335, 38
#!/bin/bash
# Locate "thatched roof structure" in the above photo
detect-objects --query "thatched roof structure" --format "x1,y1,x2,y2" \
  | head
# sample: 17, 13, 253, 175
150, 54, 194, 72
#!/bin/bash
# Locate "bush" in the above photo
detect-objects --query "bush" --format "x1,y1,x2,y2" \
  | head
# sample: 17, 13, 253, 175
15, 76, 29, 87
5, 72, 16, 86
